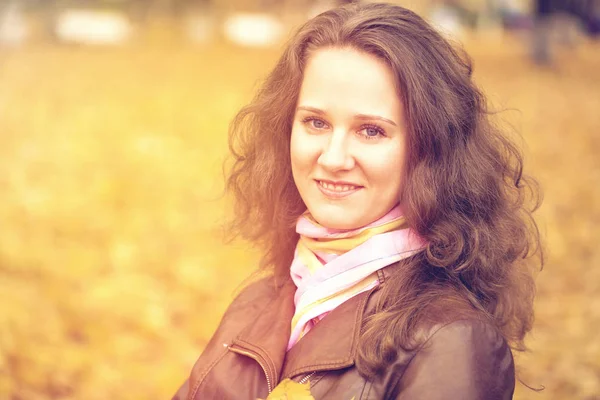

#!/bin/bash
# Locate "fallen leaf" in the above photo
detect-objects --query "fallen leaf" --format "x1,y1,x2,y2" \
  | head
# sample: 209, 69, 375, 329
263, 378, 314, 400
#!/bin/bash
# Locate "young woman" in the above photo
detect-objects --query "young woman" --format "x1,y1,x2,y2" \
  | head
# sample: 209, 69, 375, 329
172, 3, 542, 399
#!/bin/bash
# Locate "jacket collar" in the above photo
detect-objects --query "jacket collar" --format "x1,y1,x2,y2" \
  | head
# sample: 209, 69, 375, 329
232, 267, 394, 382
232, 278, 295, 384
281, 285, 378, 378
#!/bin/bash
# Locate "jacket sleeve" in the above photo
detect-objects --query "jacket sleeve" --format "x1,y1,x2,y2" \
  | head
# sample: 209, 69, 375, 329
171, 379, 189, 400
395, 320, 515, 400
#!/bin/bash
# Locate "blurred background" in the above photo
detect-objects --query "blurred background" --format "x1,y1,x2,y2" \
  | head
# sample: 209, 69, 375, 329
0, 0, 598, 399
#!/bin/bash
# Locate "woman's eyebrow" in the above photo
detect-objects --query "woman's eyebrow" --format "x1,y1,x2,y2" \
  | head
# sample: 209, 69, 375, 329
296, 106, 326, 115
296, 106, 397, 127
355, 114, 397, 127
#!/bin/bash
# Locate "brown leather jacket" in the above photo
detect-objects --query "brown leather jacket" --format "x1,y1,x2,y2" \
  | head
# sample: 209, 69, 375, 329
172, 265, 515, 400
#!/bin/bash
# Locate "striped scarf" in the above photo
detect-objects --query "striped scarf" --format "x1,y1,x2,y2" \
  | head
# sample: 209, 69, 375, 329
287, 205, 425, 350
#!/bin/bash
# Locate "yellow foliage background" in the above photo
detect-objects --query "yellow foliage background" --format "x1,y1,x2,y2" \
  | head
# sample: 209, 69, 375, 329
0, 33, 599, 399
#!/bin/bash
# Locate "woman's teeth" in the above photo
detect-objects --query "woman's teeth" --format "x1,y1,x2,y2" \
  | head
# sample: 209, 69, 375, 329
318, 181, 358, 192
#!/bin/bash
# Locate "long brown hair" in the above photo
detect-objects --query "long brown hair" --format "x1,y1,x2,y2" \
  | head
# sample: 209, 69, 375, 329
225, 2, 542, 378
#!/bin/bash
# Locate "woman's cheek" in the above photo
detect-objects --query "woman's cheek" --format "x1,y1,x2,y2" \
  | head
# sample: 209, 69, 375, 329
290, 129, 311, 172
293, 132, 319, 168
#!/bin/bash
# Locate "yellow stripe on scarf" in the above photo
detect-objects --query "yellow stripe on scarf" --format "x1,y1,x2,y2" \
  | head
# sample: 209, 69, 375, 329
301, 218, 408, 254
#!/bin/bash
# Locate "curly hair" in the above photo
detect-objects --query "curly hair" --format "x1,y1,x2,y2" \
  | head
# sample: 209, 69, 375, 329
225, 2, 543, 378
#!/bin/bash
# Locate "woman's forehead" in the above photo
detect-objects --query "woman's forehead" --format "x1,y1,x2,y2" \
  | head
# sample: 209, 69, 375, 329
298, 47, 403, 120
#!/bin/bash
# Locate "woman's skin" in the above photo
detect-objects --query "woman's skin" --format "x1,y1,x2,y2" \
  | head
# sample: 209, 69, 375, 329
290, 47, 407, 230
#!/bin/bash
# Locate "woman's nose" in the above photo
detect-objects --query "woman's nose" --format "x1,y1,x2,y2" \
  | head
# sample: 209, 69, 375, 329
317, 131, 355, 171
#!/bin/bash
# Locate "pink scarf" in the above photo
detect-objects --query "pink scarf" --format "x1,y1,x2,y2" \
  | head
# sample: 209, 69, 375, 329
288, 205, 425, 350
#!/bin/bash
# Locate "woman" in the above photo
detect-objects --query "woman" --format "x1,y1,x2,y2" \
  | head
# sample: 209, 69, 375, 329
173, 3, 542, 399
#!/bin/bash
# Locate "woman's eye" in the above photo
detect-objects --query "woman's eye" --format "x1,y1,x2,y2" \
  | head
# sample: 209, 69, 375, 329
311, 119, 326, 129
301, 117, 328, 130
360, 125, 385, 139
366, 127, 379, 137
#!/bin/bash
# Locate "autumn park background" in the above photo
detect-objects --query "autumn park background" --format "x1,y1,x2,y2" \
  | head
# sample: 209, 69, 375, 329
0, 0, 599, 399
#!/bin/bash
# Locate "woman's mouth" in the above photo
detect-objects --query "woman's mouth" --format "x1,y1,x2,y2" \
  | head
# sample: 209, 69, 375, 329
316, 180, 362, 198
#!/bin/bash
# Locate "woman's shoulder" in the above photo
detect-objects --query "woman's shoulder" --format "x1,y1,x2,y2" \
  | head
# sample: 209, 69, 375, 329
420, 318, 510, 357
392, 321, 515, 399
394, 317, 515, 399
391, 298, 515, 399
415, 292, 509, 354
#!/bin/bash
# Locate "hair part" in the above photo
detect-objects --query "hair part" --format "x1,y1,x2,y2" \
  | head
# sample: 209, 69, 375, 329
225, 2, 543, 379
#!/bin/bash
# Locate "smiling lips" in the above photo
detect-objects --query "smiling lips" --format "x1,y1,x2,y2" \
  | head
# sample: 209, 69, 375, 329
316, 179, 362, 198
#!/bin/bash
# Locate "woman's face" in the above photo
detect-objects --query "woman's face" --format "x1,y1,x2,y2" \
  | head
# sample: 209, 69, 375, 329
291, 47, 407, 230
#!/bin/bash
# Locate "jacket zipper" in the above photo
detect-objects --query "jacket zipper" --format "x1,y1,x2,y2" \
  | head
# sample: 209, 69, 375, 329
228, 345, 274, 393
298, 371, 316, 384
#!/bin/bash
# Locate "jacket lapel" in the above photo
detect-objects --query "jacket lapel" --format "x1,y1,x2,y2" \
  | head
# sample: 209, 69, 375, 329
281, 286, 378, 379
232, 276, 381, 384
